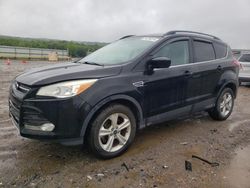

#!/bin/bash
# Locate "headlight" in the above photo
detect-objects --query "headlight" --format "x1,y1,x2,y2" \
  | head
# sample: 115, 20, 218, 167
36, 79, 97, 98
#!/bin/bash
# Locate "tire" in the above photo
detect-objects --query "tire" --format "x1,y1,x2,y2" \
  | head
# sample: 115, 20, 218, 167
87, 104, 136, 159
208, 88, 234, 121
239, 80, 242, 86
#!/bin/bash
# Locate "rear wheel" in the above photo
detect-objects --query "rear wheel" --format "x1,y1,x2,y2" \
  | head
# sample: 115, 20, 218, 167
209, 88, 234, 121
88, 104, 136, 159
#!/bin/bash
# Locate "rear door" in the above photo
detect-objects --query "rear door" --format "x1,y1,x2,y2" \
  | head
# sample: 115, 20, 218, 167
191, 38, 226, 107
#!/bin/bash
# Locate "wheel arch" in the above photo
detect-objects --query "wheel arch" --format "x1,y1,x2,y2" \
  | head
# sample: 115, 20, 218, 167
80, 94, 145, 142
218, 80, 238, 99
217, 69, 238, 98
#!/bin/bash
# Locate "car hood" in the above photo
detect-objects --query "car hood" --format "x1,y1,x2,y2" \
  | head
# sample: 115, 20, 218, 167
16, 62, 122, 86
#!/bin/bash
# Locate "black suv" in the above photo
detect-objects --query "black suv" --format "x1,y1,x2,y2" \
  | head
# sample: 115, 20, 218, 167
9, 31, 239, 158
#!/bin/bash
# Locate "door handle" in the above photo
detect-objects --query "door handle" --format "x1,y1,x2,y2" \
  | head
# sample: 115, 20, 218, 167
184, 70, 192, 77
217, 65, 223, 71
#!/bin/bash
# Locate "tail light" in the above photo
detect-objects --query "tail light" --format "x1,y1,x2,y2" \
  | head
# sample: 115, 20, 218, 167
233, 59, 242, 69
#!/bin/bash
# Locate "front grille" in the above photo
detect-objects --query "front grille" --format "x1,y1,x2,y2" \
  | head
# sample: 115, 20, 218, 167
22, 106, 48, 126
9, 81, 48, 128
9, 98, 21, 125
9, 81, 28, 126
14, 81, 30, 94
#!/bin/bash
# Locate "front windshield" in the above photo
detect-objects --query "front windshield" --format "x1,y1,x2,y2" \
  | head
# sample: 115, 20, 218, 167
79, 36, 160, 65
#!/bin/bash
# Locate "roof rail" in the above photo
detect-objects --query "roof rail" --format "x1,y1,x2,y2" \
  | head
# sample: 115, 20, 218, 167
119, 35, 134, 40
165, 30, 221, 40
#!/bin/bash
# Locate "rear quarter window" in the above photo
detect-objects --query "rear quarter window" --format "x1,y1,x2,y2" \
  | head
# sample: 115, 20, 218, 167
193, 40, 215, 62
214, 42, 227, 59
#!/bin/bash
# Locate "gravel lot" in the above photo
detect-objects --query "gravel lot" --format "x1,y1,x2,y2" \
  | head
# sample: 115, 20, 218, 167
0, 60, 250, 188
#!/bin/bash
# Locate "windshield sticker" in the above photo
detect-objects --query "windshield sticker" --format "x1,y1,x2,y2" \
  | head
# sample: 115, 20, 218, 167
141, 37, 159, 42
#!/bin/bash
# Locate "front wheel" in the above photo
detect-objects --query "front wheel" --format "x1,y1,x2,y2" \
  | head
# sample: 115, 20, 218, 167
88, 104, 136, 159
209, 88, 234, 121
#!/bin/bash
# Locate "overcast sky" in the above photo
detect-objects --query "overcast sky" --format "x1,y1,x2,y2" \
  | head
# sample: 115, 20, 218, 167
0, 0, 250, 48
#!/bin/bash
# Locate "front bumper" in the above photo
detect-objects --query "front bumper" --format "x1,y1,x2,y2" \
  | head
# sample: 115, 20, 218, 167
9, 82, 92, 145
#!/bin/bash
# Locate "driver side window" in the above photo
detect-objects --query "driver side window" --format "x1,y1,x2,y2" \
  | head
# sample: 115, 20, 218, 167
153, 40, 189, 66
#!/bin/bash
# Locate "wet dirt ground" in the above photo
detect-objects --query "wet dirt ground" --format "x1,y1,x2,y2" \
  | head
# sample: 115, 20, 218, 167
0, 60, 250, 188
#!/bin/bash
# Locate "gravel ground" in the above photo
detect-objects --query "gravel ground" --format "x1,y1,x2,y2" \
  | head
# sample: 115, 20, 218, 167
0, 60, 250, 188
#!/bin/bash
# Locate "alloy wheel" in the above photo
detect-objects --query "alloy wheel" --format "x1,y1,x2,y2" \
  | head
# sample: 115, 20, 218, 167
220, 92, 233, 117
98, 113, 131, 152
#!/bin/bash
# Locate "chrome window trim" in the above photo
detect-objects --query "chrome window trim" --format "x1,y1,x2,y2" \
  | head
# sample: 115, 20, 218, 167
154, 54, 229, 71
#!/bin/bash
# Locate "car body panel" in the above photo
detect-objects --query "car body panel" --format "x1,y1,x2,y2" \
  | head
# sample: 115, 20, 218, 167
239, 62, 250, 82
16, 62, 122, 86
238, 54, 250, 82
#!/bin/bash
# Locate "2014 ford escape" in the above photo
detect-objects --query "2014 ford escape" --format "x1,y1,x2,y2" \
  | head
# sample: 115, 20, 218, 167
9, 31, 239, 158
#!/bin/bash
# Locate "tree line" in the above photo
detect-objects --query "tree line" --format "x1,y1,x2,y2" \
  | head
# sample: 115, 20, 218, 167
0, 36, 106, 57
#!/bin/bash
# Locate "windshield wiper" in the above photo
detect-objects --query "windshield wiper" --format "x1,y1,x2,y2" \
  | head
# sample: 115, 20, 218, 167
72, 58, 82, 63
82, 61, 103, 66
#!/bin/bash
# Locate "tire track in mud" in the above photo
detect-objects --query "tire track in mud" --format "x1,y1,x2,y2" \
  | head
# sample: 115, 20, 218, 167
0, 150, 18, 159
0, 120, 13, 128
0, 121, 20, 160
228, 119, 250, 132
0, 126, 16, 132
0, 61, 55, 161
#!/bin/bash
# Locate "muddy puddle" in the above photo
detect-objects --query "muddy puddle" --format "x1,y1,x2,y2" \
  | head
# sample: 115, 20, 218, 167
224, 145, 250, 188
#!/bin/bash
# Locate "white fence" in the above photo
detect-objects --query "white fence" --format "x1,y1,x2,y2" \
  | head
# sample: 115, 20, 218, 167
0, 45, 69, 60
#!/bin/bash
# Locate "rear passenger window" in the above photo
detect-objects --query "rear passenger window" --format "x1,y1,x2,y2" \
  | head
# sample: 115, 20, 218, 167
214, 43, 227, 59
153, 40, 189, 66
194, 40, 215, 62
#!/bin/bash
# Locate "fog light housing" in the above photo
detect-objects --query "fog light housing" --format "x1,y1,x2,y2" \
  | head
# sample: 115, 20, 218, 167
24, 123, 55, 132
41, 123, 55, 131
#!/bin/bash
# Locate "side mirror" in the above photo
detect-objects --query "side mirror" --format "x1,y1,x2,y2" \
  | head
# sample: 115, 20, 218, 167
147, 57, 171, 71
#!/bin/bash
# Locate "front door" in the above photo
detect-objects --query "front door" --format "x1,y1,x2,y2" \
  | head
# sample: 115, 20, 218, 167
143, 38, 196, 124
